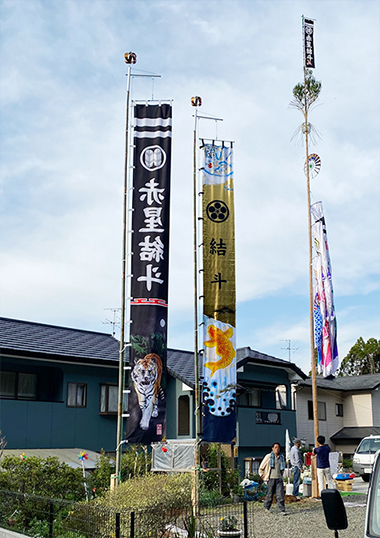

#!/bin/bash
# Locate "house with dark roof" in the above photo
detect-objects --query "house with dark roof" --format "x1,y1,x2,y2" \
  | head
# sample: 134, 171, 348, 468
0, 317, 306, 474
0, 317, 120, 452
294, 375, 380, 457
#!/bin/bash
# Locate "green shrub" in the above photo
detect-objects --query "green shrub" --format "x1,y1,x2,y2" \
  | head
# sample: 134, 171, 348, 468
0, 455, 85, 501
342, 458, 353, 470
88, 445, 151, 496
199, 487, 227, 507
0, 455, 86, 535
72, 473, 193, 538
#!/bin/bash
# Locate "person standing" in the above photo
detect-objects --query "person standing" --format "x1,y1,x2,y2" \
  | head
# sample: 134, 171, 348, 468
259, 442, 287, 515
290, 438, 303, 497
313, 435, 335, 495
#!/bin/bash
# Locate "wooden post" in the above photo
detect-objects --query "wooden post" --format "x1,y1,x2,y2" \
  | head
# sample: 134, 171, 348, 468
302, 14, 319, 496
218, 444, 222, 495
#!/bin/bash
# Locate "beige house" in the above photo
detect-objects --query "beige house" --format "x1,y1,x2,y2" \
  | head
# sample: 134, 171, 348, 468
293, 374, 380, 457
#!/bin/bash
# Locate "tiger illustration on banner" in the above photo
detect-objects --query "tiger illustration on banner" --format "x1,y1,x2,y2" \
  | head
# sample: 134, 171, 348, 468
131, 353, 163, 431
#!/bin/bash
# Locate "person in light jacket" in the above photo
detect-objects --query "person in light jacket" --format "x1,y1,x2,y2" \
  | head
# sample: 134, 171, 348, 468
290, 438, 303, 497
259, 442, 287, 515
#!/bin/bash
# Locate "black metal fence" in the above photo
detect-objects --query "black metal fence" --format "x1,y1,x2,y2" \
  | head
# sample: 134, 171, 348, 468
0, 489, 257, 538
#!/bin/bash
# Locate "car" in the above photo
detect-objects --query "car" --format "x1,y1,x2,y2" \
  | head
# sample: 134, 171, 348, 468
352, 435, 380, 482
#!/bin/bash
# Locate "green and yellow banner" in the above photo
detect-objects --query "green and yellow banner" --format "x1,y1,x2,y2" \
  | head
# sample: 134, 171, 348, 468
201, 143, 236, 443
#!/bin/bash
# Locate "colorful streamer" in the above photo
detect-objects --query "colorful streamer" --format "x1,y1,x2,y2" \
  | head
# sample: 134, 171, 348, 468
311, 201, 339, 376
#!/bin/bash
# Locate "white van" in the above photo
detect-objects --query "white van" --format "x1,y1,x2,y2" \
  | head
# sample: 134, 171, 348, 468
353, 435, 380, 482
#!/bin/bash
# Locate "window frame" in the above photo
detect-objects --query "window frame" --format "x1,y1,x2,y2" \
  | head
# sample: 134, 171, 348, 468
67, 382, 87, 408
335, 403, 344, 417
99, 383, 118, 415
0, 371, 37, 400
178, 394, 190, 436
308, 400, 327, 421
237, 388, 262, 408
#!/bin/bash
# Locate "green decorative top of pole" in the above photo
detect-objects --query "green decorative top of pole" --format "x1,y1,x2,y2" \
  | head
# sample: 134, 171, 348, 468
290, 70, 322, 116
290, 70, 322, 145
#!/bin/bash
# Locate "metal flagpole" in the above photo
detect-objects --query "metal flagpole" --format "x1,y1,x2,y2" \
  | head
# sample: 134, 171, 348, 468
191, 95, 202, 513
191, 100, 225, 511
115, 52, 136, 484
115, 57, 163, 485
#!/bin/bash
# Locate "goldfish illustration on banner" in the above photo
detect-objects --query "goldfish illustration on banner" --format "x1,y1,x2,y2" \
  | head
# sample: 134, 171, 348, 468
204, 324, 236, 376
203, 316, 237, 420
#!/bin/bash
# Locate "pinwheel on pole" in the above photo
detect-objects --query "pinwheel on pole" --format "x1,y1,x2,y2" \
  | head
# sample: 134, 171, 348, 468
78, 451, 89, 501
304, 153, 321, 179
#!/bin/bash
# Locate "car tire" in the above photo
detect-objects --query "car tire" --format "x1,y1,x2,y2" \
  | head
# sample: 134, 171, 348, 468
361, 474, 370, 482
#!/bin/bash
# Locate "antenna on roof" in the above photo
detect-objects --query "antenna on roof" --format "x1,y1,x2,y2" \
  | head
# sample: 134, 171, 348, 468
102, 308, 121, 337
280, 339, 299, 362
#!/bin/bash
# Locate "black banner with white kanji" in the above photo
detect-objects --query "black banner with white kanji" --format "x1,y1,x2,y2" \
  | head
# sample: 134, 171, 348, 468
304, 18, 315, 69
126, 104, 172, 444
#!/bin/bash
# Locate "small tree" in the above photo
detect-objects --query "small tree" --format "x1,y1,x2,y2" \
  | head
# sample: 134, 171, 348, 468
338, 337, 380, 376
201, 443, 238, 497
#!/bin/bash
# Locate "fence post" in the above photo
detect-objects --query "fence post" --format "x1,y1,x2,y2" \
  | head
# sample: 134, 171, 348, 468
130, 511, 135, 538
243, 500, 248, 538
49, 501, 54, 538
116, 512, 120, 538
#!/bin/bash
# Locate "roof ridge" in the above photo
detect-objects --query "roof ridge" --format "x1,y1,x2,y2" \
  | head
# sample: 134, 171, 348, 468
0, 317, 115, 339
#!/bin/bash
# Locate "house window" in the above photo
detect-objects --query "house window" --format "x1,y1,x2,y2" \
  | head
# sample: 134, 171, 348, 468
238, 388, 261, 407
275, 385, 287, 409
336, 403, 344, 417
100, 384, 118, 414
308, 400, 327, 421
256, 411, 281, 424
178, 395, 190, 436
67, 383, 87, 408
0, 372, 37, 400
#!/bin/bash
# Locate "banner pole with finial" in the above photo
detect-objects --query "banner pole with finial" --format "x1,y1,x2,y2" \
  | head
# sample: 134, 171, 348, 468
115, 52, 137, 484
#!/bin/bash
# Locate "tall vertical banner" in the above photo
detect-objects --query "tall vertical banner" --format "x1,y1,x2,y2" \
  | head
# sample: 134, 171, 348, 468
311, 201, 339, 377
126, 104, 172, 443
303, 18, 315, 69
202, 144, 236, 443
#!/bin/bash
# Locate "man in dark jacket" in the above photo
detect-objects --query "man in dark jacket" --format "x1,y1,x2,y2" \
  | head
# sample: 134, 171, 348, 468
313, 435, 335, 495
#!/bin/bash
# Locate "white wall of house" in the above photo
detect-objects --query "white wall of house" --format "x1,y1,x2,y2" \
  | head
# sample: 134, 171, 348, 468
343, 392, 373, 427
295, 386, 344, 449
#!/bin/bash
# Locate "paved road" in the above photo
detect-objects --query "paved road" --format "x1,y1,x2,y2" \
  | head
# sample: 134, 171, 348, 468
352, 475, 369, 495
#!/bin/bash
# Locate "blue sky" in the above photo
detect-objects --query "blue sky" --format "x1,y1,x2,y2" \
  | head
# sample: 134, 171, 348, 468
0, 0, 379, 375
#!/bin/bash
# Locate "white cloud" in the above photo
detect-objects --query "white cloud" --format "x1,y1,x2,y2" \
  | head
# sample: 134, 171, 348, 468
0, 0, 379, 363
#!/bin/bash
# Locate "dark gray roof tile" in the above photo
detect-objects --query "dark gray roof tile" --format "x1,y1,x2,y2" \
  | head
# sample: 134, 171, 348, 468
0, 317, 119, 363
299, 374, 380, 391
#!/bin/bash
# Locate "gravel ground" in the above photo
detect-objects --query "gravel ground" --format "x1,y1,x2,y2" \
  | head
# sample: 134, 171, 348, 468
247, 497, 367, 538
